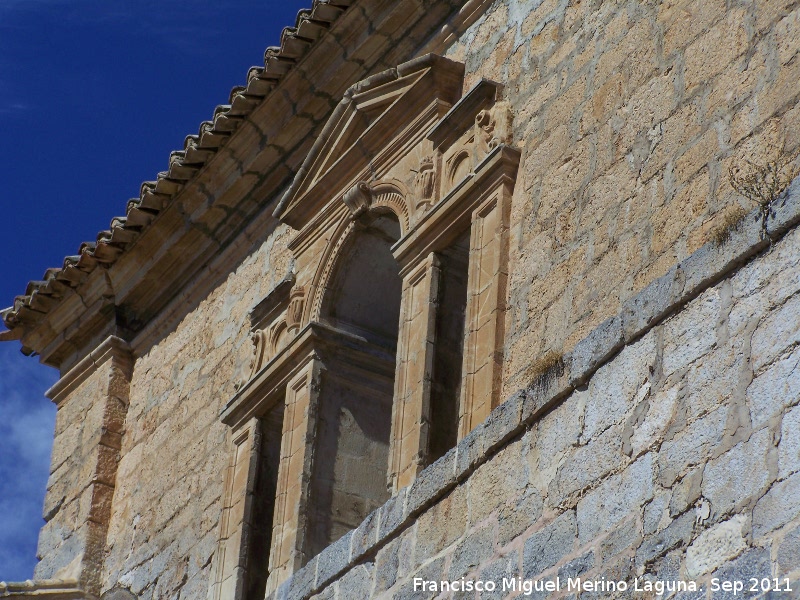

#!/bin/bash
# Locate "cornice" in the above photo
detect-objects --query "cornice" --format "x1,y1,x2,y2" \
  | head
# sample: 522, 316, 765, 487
1, 1, 352, 349
45, 336, 133, 407
220, 321, 395, 430
0, 0, 488, 370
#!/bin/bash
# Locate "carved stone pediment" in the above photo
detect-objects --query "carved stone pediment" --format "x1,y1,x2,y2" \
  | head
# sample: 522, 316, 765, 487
274, 54, 465, 230
221, 56, 522, 596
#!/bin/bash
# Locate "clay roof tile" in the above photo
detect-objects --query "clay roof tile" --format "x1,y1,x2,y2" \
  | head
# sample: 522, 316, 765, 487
1, 1, 350, 335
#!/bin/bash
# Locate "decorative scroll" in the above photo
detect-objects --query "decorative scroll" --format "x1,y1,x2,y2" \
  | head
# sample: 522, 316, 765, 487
475, 102, 512, 158
248, 329, 270, 379
414, 156, 435, 210
286, 287, 305, 334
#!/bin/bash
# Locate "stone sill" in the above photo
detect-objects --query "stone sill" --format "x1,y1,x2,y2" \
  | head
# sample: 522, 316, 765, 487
0, 579, 86, 599
270, 176, 800, 600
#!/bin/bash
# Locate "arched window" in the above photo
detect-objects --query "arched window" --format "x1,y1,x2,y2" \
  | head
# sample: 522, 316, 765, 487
214, 56, 519, 598
306, 213, 402, 557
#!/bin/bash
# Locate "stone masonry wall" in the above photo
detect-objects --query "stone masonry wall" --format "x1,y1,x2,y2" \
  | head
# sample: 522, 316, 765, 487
444, 0, 800, 394
99, 223, 294, 599
271, 180, 800, 600
35, 350, 130, 595
41, 1, 800, 597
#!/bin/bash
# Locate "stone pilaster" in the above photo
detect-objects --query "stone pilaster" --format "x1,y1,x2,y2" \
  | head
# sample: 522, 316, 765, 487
458, 189, 511, 439
389, 253, 441, 491
37, 336, 133, 597
265, 358, 322, 596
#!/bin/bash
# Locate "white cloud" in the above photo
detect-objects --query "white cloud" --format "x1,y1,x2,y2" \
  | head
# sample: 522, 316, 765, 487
0, 344, 57, 581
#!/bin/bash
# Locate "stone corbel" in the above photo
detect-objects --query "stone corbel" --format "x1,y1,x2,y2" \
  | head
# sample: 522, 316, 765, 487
342, 181, 373, 218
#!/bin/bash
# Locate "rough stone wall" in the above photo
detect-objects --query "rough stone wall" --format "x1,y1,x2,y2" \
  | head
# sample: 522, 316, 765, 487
36, 355, 128, 594
444, 0, 800, 394
279, 185, 800, 600
31, 1, 800, 597
99, 224, 294, 599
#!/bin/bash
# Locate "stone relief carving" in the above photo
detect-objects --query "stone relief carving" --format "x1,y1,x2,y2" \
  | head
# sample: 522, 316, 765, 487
248, 328, 270, 380
435, 98, 514, 200
342, 182, 372, 217
475, 101, 512, 158
341, 180, 410, 233
445, 149, 472, 188
286, 286, 305, 334
413, 155, 435, 210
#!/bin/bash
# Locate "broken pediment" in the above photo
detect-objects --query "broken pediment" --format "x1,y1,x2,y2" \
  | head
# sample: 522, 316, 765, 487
274, 53, 465, 229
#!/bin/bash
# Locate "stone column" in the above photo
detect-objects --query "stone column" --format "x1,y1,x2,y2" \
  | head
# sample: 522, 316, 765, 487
265, 358, 322, 596
389, 253, 441, 491
458, 190, 511, 439
37, 336, 133, 597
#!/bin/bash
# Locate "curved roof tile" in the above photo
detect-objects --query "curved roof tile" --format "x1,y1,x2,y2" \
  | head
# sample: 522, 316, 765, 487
2, 1, 351, 336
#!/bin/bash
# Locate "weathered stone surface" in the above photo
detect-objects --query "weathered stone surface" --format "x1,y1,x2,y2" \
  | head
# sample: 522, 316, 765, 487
413, 484, 468, 560
766, 177, 800, 238
581, 332, 656, 443
406, 446, 456, 517
478, 551, 518, 600
568, 315, 624, 385
550, 427, 625, 506
747, 346, 800, 430
750, 294, 800, 373
710, 548, 771, 600
753, 471, 800, 539
685, 515, 748, 578
468, 441, 528, 526
314, 530, 352, 589
577, 454, 654, 544
777, 526, 800, 573
779, 405, 800, 479
380, 487, 407, 541
498, 490, 543, 547
557, 551, 594, 581
622, 267, 684, 343
658, 406, 727, 486
636, 511, 695, 567
336, 563, 373, 600
702, 428, 772, 517
447, 524, 494, 579
522, 511, 576, 578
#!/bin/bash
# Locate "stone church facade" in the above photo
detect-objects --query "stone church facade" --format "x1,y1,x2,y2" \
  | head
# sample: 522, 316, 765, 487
2, 0, 800, 598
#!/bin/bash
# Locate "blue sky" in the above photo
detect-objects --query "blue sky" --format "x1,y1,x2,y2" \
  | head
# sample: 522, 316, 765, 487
0, 0, 307, 581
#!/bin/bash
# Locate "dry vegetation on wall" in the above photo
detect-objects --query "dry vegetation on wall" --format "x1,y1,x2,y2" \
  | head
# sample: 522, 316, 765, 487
729, 143, 800, 209
713, 142, 800, 245
445, 0, 800, 394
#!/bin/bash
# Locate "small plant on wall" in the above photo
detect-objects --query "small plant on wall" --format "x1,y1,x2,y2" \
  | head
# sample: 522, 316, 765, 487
714, 141, 800, 245
728, 141, 800, 211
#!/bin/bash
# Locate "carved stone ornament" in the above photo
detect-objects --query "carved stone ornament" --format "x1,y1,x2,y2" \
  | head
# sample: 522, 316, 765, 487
248, 328, 269, 379
342, 181, 372, 217
286, 286, 305, 333
414, 155, 435, 209
475, 101, 512, 157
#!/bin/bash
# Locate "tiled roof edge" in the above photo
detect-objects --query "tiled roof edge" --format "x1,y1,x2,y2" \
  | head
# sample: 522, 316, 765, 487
0, 0, 353, 343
